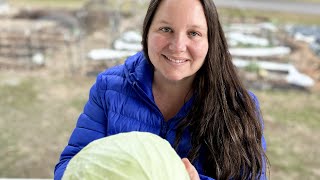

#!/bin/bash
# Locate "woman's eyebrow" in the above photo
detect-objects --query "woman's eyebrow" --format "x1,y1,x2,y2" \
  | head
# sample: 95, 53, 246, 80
155, 20, 206, 31
188, 24, 206, 30
155, 20, 171, 25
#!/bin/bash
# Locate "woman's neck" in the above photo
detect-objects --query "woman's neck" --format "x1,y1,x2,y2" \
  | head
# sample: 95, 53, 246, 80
153, 72, 194, 97
152, 73, 194, 120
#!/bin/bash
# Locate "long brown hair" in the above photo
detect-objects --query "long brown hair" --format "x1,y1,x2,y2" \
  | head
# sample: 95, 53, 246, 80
142, 0, 268, 179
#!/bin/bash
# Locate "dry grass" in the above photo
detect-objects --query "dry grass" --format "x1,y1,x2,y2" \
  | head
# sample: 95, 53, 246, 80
255, 90, 320, 180
0, 70, 95, 178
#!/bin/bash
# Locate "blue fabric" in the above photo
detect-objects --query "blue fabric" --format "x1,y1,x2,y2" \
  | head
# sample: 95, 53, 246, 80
54, 51, 267, 180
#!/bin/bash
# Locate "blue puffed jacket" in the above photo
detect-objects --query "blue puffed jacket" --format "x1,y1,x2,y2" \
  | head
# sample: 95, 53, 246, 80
54, 51, 267, 180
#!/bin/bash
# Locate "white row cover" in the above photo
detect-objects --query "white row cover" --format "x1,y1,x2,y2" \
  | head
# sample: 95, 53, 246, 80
233, 58, 315, 87
229, 46, 291, 57
225, 22, 278, 34
226, 32, 270, 47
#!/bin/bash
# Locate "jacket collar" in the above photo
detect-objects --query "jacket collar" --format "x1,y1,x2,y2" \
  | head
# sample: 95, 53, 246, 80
124, 51, 194, 122
124, 51, 154, 98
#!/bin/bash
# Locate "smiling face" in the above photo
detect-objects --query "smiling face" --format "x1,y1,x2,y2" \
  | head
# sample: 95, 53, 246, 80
147, 0, 208, 83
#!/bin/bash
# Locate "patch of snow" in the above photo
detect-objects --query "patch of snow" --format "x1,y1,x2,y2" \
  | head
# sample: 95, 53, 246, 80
294, 32, 316, 43
121, 31, 142, 43
113, 39, 142, 51
32, 53, 45, 65
87, 49, 137, 60
0, 1, 9, 15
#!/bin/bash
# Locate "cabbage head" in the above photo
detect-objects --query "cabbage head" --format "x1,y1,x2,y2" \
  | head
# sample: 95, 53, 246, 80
63, 131, 190, 180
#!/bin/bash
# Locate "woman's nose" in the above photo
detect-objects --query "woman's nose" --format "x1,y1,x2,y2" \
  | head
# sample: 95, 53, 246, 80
168, 33, 187, 52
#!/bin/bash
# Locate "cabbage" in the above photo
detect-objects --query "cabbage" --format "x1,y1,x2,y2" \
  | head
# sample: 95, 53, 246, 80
63, 131, 190, 180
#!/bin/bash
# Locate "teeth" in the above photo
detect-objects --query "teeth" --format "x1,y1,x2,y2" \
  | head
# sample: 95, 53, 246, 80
166, 56, 187, 63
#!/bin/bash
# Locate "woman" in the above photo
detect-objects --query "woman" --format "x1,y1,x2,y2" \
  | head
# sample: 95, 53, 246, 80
55, 0, 268, 179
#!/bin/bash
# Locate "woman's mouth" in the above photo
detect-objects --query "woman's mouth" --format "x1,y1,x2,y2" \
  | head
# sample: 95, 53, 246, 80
163, 55, 188, 64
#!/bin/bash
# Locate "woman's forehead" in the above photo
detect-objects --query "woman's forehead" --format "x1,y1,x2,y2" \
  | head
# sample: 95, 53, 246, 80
152, 0, 207, 28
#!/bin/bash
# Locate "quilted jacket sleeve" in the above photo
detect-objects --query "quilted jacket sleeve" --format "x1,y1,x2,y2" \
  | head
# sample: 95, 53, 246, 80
199, 174, 215, 180
250, 91, 268, 180
54, 74, 107, 180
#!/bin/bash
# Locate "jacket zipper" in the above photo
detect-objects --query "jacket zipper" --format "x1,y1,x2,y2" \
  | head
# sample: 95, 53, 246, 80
131, 81, 169, 138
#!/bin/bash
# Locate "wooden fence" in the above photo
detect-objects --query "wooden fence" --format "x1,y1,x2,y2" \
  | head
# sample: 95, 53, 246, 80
0, 22, 79, 70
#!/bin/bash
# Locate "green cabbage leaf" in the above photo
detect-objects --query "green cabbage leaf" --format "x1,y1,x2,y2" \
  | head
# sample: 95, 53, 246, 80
63, 131, 190, 180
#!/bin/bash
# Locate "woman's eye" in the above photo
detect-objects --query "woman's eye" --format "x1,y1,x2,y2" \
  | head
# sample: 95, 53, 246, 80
160, 27, 172, 32
189, 31, 200, 37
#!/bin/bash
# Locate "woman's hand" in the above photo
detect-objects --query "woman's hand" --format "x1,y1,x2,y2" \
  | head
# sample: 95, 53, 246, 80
182, 158, 200, 180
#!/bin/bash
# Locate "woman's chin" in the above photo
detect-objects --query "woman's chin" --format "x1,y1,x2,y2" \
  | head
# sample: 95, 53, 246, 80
163, 74, 193, 83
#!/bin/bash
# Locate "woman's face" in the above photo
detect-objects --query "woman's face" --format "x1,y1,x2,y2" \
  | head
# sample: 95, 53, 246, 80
147, 0, 208, 82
